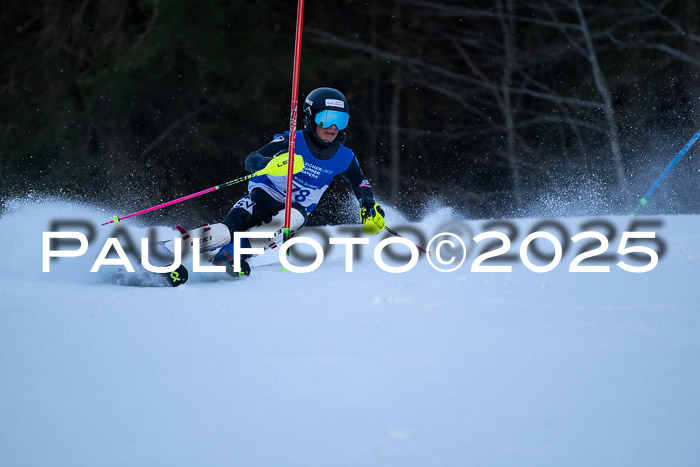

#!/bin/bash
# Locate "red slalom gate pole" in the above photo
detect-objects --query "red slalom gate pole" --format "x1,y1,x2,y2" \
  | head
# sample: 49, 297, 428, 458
283, 0, 305, 241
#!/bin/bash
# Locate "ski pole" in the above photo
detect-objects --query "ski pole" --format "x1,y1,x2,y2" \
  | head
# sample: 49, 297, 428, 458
632, 127, 700, 216
102, 154, 304, 226
384, 225, 430, 255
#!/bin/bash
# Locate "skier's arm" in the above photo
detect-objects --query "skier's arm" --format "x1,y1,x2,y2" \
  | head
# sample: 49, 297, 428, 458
341, 157, 376, 205
341, 157, 386, 235
245, 134, 290, 173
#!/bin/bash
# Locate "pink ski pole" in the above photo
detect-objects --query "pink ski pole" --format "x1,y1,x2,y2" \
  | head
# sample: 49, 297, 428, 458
102, 154, 303, 225
102, 173, 255, 226
384, 225, 430, 255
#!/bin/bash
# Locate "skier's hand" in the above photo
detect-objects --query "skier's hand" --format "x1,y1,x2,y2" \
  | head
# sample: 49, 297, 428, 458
245, 151, 273, 173
264, 152, 305, 176
360, 202, 385, 235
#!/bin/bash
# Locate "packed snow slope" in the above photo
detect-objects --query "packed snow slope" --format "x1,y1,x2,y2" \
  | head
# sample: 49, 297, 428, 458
1, 198, 699, 467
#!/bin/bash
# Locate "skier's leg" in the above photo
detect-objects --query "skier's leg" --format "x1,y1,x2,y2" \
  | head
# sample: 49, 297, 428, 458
158, 188, 280, 258
160, 222, 231, 257
221, 187, 286, 234
212, 189, 308, 265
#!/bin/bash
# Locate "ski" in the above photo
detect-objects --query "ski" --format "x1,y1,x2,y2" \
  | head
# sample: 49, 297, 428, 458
225, 258, 251, 279
105, 263, 189, 287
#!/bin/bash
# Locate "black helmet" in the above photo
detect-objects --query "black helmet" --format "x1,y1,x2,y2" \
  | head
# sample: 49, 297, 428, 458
303, 87, 350, 138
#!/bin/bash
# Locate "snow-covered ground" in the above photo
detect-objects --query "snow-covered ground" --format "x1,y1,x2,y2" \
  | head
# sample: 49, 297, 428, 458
1, 198, 699, 467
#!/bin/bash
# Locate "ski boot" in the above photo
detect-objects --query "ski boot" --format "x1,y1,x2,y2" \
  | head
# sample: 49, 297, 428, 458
211, 242, 251, 278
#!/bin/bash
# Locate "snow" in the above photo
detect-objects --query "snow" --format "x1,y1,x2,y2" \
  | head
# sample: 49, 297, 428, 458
1, 198, 699, 466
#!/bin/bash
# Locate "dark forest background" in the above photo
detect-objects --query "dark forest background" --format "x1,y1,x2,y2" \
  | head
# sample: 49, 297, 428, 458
1, 0, 698, 225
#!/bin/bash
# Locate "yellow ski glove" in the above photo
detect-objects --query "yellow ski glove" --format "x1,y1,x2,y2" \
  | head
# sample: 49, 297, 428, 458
360, 202, 386, 235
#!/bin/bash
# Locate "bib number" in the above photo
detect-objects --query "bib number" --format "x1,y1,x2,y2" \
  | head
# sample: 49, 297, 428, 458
292, 185, 311, 203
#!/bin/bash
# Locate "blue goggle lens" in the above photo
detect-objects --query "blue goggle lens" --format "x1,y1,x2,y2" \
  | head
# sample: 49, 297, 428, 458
315, 110, 349, 130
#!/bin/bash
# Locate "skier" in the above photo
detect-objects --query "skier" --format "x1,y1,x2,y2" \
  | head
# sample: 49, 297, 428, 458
163, 87, 385, 274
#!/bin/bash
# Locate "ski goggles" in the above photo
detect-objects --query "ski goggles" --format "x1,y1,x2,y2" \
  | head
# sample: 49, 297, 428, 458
314, 110, 349, 130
